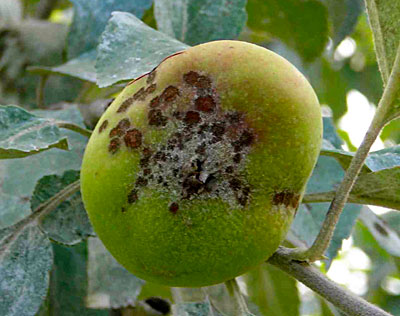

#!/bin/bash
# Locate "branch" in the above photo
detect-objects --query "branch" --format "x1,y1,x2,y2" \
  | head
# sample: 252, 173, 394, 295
267, 247, 392, 316
225, 279, 252, 316
293, 43, 400, 262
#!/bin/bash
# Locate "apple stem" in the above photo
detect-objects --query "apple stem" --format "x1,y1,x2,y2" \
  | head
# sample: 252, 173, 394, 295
56, 121, 92, 137
305, 43, 400, 262
225, 278, 252, 316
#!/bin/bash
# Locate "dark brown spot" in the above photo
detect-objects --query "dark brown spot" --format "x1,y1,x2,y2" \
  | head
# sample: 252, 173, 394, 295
169, 202, 179, 214
133, 87, 147, 101
98, 120, 108, 133
128, 189, 138, 203
239, 130, 254, 147
136, 177, 148, 186
195, 143, 206, 155
183, 71, 212, 90
233, 153, 241, 163
145, 83, 157, 95
182, 176, 203, 198
150, 96, 160, 108
161, 86, 179, 103
225, 166, 234, 173
143, 168, 151, 175
142, 147, 152, 158
272, 191, 300, 209
124, 129, 142, 149
109, 118, 131, 138
211, 122, 225, 137
195, 95, 216, 112
147, 70, 156, 84
148, 109, 168, 127
108, 138, 121, 154
121, 207, 126, 213
184, 111, 201, 125
172, 111, 183, 120
117, 97, 134, 113
140, 156, 150, 167
229, 178, 242, 191
374, 222, 389, 237
154, 151, 167, 162
226, 112, 242, 124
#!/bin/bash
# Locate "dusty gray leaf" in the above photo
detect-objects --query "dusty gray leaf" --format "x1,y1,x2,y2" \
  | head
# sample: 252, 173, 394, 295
29, 50, 97, 83
87, 237, 145, 309
0, 225, 53, 316
0, 106, 86, 229
0, 105, 69, 159
67, 0, 153, 59
31, 170, 93, 245
154, 0, 247, 45
95, 11, 189, 87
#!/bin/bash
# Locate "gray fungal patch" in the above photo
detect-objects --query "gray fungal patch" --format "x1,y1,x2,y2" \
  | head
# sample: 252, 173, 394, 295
126, 71, 256, 209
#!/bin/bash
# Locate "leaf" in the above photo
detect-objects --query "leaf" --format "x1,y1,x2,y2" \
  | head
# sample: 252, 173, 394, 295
95, 11, 189, 87
365, 0, 400, 120
365, 0, 400, 84
172, 301, 223, 316
42, 241, 108, 316
0, 0, 22, 29
0, 105, 69, 159
246, 0, 329, 62
86, 237, 145, 309
154, 0, 247, 45
67, 0, 153, 59
31, 171, 94, 245
29, 50, 97, 83
0, 225, 53, 316
0, 106, 87, 229
324, 0, 364, 47
245, 263, 300, 316
359, 207, 400, 257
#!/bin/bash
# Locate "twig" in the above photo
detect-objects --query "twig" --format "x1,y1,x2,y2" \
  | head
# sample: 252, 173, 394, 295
0, 180, 80, 259
267, 247, 392, 316
36, 75, 48, 109
225, 279, 251, 316
56, 121, 92, 137
291, 43, 400, 262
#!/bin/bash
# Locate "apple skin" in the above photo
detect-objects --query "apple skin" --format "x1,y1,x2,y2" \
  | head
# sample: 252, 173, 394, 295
81, 40, 322, 287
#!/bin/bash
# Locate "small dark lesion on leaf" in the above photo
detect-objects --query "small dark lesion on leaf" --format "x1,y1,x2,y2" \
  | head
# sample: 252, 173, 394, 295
272, 191, 300, 209
374, 222, 389, 237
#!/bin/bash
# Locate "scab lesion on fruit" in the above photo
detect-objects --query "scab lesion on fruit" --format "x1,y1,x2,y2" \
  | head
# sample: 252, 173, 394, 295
272, 191, 300, 209
98, 120, 108, 133
122, 70, 257, 209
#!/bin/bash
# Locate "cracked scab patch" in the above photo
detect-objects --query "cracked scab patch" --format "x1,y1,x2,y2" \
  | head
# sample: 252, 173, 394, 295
125, 71, 256, 210
107, 118, 144, 154
272, 191, 300, 209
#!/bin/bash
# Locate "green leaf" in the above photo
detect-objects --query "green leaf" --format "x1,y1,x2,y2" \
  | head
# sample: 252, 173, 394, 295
67, 0, 153, 59
0, 225, 53, 316
0, 106, 87, 229
95, 11, 189, 87
31, 170, 93, 245
324, 0, 364, 47
245, 263, 300, 316
154, 0, 247, 45
365, 0, 400, 84
29, 50, 97, 83
86, 237, 145, 309
41, 241, 108, 316
246, 0, 329, 62
0, 105, 69, 159
359, 207, 400, 257
365, 0, 400, 120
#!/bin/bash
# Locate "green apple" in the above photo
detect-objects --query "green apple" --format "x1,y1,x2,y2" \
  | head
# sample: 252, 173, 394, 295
81, 40, 322, 287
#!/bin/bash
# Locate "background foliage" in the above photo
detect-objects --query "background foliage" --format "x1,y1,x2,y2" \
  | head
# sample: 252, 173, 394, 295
1, 0, 400, 315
